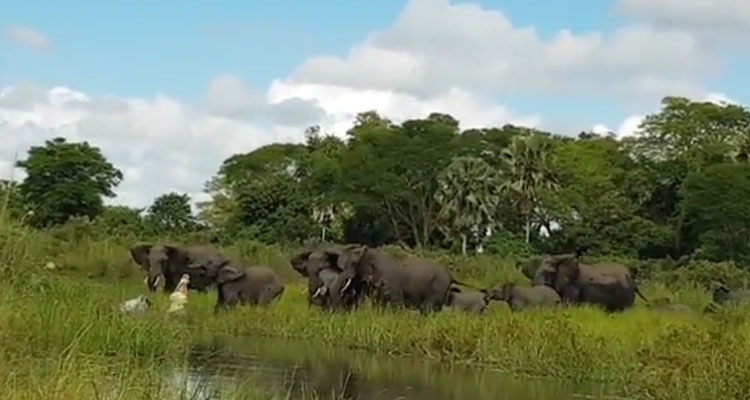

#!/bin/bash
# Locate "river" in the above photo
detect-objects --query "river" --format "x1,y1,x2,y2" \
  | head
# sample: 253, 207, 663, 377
165, 336, 616, 400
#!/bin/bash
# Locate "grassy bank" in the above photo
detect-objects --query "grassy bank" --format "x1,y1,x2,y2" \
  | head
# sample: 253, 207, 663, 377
3, 225, 750, 399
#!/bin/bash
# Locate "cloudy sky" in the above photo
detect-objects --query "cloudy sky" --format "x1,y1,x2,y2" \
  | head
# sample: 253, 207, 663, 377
1, 0, 748, 210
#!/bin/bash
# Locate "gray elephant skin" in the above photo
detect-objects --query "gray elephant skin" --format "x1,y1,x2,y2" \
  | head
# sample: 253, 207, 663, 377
446, 287, 488, 314
704, 283, 750, 312
290, 248, 367, 309
214, 262, 285, 311
532, 251, 647, 312
483, 283, 561, 311
330, 244, 472, 314
130, 243, 229, 293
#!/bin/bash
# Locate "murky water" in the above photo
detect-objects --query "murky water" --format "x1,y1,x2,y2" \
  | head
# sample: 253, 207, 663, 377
164, 337, 616, 400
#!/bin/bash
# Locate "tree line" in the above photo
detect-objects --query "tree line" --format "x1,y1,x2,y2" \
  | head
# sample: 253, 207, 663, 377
2, 96, 750, 263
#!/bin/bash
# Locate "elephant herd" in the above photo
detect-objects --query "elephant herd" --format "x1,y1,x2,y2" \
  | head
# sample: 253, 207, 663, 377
129, 242, 686, 315
129, 243, 285, 312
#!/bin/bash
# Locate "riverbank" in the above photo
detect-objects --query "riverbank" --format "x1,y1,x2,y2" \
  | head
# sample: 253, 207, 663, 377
2, 271, 749, 400
2, 224, 750, 399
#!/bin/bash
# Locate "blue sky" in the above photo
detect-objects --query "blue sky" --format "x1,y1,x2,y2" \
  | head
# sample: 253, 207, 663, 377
3, 0, 746, 124
1, 0, 748, 207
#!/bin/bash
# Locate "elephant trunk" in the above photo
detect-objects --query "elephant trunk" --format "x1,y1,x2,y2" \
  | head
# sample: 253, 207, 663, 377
147, 267, 162, 292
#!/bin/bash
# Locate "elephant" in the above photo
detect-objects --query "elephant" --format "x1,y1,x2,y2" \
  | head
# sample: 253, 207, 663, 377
290, 247, 367, 308
446, 287, 489, 314
309, 267, 364, 310
330, 244, 472, 314
482, 282, 561, 311
532, 250, 648, 312
711, 282, 750, 305
130, 243, 229, 293
214, 262, 285, 312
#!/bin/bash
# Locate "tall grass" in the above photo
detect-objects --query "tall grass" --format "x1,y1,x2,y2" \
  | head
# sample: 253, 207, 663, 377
2, 221, 750, 399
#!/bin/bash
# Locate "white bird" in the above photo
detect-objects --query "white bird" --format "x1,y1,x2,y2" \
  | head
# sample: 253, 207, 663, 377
119, 295, 152, 315
167, 274, 190, 314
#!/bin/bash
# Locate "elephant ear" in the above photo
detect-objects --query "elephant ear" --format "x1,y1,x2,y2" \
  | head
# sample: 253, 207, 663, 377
291, 251, 313, 276
216, 265, 246, 285
553, 254, 580, 294
323, 248, 343, 271
337, 245, 368, 271
163, 245, 186, 262
130, 244, 153, 270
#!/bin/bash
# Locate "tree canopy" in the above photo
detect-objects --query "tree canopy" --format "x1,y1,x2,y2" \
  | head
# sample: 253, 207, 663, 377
7, 96, 750, 263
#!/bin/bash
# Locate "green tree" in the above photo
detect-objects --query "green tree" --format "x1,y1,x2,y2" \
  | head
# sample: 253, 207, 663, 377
435, 156, 502, 255
338, 112, 461, 248
500, 134, 559, 243
634, 96, 750, 170
199, 143, 307, 230
93, 205, 145, 237
678, 163, 750, 262
145, 192, 197, 235
16, 137, 123, 227
233, 174, 314, 243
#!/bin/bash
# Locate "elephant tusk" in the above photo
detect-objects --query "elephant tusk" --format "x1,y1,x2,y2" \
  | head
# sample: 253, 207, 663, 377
312, 286, 325, 298
340, 278, 352, 293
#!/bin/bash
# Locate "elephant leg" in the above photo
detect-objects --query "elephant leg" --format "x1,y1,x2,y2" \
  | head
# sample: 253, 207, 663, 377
162, 275, 177, 293
420, 291, 446, 315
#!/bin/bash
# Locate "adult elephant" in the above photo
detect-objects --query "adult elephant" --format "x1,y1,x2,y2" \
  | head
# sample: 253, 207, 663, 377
130, 243, 229, 293
290, 247, 366, 309
330, 244, 471, 314
532, 250, 648, 312
214, 263, 285, 312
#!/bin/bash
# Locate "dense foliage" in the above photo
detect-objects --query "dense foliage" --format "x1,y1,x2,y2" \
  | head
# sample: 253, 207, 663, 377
3, 96, 750, 264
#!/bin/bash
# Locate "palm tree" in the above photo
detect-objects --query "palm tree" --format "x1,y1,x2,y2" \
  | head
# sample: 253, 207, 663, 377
312, 200, 353, 242
500, 134, 559, 244
435, 156, 502, 255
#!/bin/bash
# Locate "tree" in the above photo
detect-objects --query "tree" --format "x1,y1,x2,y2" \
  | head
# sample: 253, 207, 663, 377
16, 137, 123, 227
634, 96, 750, 169
678, 163, 750, 262
500, 134, 559, 243
338, 112, 462, 248
94, 205, 145, 237
146, 192, 197, 235
435, 156, 502, 255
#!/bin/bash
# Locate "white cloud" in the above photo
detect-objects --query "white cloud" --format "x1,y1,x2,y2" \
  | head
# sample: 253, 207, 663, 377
3, 24, 51, 51
288, 0, 717, 101
267, 81, 540, 135
0, 83, 301, 210
0, 76, 538, 210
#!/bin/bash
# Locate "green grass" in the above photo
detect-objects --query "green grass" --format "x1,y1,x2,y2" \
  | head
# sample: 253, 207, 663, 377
3, 223, 750, 400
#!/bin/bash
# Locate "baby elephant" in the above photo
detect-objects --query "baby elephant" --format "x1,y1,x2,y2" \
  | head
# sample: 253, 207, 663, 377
483, 283, 561, 311
311, 268, 365, 310
446, 287, 489, 314
215, 262, 285, 312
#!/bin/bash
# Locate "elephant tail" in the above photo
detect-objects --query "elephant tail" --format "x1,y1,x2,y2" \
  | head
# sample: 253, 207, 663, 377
635, 286, 648, 303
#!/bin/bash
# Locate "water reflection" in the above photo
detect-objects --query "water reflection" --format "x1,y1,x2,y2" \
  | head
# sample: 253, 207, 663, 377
167, 337, 613, 400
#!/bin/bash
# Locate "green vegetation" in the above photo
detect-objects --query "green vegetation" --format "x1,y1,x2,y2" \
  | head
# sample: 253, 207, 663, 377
3, 95, 750, 399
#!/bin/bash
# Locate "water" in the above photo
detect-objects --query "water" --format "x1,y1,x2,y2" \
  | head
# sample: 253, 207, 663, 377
166, 337, 616, 400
